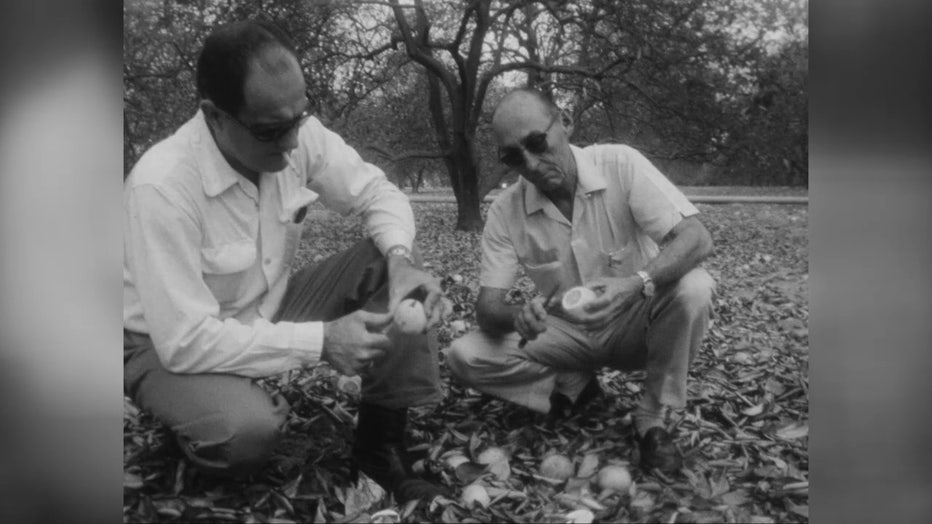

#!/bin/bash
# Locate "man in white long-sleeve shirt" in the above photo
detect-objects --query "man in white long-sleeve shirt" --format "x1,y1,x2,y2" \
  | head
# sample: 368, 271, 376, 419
124, 19, 446, 502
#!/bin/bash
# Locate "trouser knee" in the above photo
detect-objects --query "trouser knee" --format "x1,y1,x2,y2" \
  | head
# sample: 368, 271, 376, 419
443, 336, 480, 385
180, 409, 283, 477
667, 268, 715, 314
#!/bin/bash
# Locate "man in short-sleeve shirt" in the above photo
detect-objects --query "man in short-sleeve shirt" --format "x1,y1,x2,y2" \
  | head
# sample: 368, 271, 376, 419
445, 89, 716, 474
124, 19, 446, 501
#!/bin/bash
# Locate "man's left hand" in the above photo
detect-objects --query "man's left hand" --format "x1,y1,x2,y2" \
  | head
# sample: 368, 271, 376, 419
387, 257, 446, 329
565, 276, 643, 331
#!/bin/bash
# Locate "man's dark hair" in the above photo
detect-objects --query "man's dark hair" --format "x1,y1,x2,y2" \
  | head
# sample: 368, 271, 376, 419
196, 18, 299, 115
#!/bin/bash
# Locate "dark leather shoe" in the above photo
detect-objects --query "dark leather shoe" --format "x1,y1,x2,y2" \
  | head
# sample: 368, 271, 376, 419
548, 378, 603, 421
638, 427, 683, 474
575, 378, 603, 408
352, 404, 447, 502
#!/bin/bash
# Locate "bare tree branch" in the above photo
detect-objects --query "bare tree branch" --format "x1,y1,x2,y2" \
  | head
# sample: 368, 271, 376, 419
388, 0, 457, 97
450, 0, 476, 50
462, 0, 491, 120
354, 0, 416, 8
123, 69, 185, 81
338, 38, 402, 60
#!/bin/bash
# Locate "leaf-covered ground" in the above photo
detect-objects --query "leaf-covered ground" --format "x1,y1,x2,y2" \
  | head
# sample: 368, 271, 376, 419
124, 199, 808, 523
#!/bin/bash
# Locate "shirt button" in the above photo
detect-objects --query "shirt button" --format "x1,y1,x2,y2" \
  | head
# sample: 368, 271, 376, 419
264, 258, 272, 265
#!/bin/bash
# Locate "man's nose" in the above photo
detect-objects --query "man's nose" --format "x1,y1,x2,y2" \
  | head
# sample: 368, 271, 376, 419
521, 149, 542, 171
276, 125, 300, 152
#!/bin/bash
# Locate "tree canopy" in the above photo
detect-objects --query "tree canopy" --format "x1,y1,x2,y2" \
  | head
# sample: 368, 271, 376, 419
124, 0, 808, 230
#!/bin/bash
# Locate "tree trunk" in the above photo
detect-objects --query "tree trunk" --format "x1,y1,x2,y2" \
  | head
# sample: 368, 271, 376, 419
451, 166, 483, 231
449, 134, 483, 231
422, 68, 483, 231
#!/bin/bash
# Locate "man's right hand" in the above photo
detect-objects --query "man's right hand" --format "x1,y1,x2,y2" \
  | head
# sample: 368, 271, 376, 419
513, 295, 551, 344
322, 310, 394, 376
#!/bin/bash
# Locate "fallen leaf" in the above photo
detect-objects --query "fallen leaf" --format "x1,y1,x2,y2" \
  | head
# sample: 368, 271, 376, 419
484, 487, 527, 501
124, 472, 144, 490
370, 509, 401, 523
775, 422, 809, 440
455, 462, 487, 484
577, 453, 600, 479
709, 474, 730, 499
565, 508, 595, 523
786, 501, 809, 518
720, 489, 750, 507
629, 490, 655, 512
343, 474, 385, 517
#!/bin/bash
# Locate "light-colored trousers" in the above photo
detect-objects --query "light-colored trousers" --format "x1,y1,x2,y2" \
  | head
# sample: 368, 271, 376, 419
124, 240, 441, 477
444, 268, 715, 415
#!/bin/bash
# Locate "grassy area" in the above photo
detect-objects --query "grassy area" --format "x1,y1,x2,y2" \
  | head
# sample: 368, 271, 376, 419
124, 202, 808, 523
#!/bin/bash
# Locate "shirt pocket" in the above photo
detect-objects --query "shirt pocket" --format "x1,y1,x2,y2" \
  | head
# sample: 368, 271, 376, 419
523, 259, 564, 294
597, 243, 634, 277
201, 240, 257, 305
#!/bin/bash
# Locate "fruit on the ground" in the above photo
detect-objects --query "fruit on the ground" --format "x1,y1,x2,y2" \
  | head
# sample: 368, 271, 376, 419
477, 446, 511, 480
461, 483, 491, 508
540, 454, 574, 481
596, 465, 632, 493
477, 447, 508, 465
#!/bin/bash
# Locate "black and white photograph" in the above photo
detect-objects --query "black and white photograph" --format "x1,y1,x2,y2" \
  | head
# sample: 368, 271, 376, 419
120, 1, 809, 522
4, 1, 932, 524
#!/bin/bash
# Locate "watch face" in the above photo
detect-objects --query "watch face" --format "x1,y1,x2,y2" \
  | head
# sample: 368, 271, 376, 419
388, 246, 414, 264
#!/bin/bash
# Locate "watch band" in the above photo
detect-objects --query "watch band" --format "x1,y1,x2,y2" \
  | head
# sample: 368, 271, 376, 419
636, 270, 655, 298
386, 245, 415, 265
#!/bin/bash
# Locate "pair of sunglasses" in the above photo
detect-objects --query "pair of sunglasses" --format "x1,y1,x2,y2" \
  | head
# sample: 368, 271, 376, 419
224, 91, 314, 143
498, 113, 559, 168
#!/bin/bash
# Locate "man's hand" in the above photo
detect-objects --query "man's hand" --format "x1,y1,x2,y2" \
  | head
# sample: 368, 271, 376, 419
322, 310, 394, 376
514, 294, 559, 344
565, 276, 643, 331
387, 255, 446, 329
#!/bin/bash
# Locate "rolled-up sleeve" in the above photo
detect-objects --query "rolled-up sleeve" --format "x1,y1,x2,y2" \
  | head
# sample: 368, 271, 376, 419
303, 120, 415, 254
479, 201, 520, 289
620, 146, 699, 244
125, 184, 323, 377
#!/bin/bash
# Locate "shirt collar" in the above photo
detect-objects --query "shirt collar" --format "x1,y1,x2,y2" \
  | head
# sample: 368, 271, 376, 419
522, 144, 607, 215
191, 110, 246, 198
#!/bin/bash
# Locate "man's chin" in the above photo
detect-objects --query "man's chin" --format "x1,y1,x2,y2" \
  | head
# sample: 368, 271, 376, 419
257, 153, 290, 173
533, 172, 563, 190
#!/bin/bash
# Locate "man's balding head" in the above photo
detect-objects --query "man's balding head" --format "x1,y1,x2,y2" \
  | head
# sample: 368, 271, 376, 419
491, 88, 560, 130
490, 88, 577, 196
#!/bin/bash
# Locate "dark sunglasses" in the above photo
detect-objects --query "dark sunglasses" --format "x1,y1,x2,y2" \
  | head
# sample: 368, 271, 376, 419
224, 91, 314, 143
499, 113, 560, 168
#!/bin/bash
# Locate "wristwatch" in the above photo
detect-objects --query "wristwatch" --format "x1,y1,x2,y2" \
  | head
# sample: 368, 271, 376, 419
386, 245, 415, 265
636, 270, 655, 298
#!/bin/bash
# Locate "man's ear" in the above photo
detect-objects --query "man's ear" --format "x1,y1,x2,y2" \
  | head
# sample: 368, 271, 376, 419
200, 99, 222, 128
